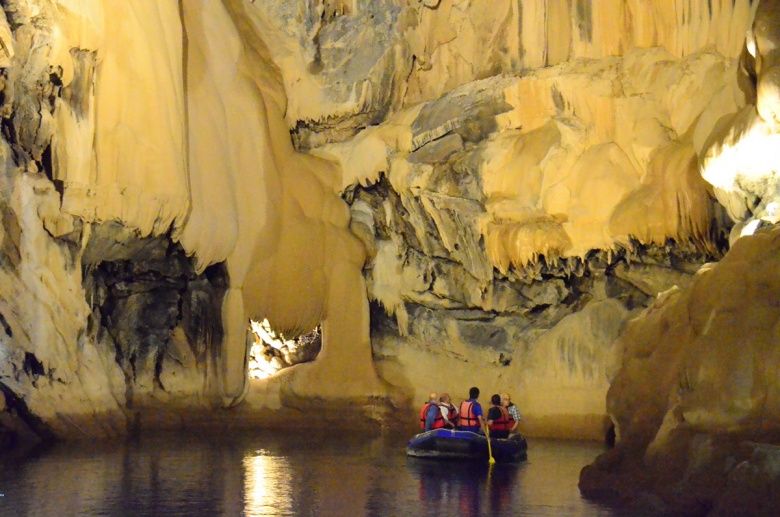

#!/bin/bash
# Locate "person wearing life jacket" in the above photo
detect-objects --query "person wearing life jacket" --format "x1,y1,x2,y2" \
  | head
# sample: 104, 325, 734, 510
419, 392, 445, 431
457, 386, 485, 433
487, 393, 514, 438
438, 393, 458, 429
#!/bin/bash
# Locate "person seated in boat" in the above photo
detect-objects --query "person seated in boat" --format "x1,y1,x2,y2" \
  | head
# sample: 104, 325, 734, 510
457, 386, 485, 433
501, 392, 521, 435
419, 392, 446, 431
438, 393, 458, 429
487, 393, 513, 439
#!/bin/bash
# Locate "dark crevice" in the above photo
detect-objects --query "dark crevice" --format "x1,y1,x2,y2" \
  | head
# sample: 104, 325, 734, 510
22, 352, 45, 379
369, 300, 398, 338
605, 422, 616, 448
0, 381, 56, 442
152, 350, 169, 392
1, 115, 19, 159
0, 311, 12, 337
527, 303, 551, 316
291, 108, 387, 151
48, 72, 62, 88
40, 142, 53, 181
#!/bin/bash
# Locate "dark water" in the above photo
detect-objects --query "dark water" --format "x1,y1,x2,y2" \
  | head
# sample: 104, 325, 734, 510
0, 431, 613, 516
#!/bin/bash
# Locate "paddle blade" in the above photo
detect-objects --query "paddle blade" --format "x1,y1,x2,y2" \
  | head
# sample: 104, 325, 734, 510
485, 425, 496, 464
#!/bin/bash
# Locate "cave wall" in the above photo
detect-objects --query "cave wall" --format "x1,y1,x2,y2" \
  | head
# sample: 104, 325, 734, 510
579, 1, 780, 513
251, 0, 756, 139
580, 227, 780, 514
254, 0, 757, 437
0, 0, 385, 443
338, 50, 735, 435
0, 0, 769, 443
296, 1, 752, 437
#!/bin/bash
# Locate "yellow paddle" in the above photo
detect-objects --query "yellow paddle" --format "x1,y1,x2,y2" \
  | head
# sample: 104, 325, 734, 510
485, 424, 496, 465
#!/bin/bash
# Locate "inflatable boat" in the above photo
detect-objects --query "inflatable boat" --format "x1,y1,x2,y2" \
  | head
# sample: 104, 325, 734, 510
406, 429, 527, 463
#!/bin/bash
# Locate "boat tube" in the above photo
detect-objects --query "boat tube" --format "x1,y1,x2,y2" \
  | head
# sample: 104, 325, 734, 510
406, 429, 527, 463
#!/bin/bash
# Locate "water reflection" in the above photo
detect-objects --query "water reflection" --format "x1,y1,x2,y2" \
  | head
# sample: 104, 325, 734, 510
0, 433, 613, 516
243, 452, 293, 516
407, 460, 519, 516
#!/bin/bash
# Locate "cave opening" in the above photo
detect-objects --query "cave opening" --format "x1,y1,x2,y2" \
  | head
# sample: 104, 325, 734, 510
246, 319, 322, 379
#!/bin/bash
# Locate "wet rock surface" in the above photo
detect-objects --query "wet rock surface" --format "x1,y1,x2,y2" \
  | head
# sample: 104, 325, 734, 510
85, 239, 227, 407
578, 2, 780, 512
350, 167, 726, 437
0, 0, 772, 461
313, 15, 747, 434
579, 224, 780, 514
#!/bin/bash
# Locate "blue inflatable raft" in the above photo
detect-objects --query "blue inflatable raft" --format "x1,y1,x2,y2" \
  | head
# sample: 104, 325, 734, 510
406, 429, 527, 463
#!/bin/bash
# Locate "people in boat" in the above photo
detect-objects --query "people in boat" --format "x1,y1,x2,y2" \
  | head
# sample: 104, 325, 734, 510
487, 393, 513, 438
420, 392, 445, 431
457, 386, 485, 433
501, 392, 521, 435
438, 393, 458, 428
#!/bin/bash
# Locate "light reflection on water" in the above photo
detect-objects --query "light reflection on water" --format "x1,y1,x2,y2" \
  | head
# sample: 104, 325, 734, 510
0, 431, 614, 516
244, 452, 293, 516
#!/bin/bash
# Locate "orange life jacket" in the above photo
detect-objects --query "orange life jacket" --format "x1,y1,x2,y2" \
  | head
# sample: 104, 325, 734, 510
458, 400, 480, 428
489, 405, 514, 432
419, 402, 445, 430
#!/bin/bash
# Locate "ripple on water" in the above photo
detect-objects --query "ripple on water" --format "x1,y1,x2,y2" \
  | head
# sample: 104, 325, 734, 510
0, 431, 615, 516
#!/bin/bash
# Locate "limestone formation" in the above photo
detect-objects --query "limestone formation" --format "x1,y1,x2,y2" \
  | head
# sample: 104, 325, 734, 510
701, 0, 780, 242
247, 320, 321, 379
326, 38, 742, 438
575, 1, 780, 512
580, 226, 780, 514
1, 0, 385, 442
0, 0, 771, 460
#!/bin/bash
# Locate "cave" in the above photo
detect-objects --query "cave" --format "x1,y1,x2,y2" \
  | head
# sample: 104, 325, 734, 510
1, 0, 780, 515
247, 319, 321, 379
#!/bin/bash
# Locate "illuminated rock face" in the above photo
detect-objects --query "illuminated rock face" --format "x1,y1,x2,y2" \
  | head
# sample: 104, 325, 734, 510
316, 8, 751, 437
701, 0, 780, 239
0, 0, 766, 443
0, 0, 383, 440
580, 228, 780, 514
579, 1, 780, 512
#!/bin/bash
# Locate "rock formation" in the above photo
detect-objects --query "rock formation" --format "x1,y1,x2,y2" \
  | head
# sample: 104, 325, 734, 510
1, 0, 385, 442
701, 0, 780, 242
580, 1, 780, 513
580, 227, 780, 514
311, 1, 752, 438
0, 0, 772, 464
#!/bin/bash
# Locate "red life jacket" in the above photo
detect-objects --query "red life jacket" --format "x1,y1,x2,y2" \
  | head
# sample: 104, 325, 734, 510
458, 400, 480, 428
489, 405, 514, 432
419, 402, 445, 430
